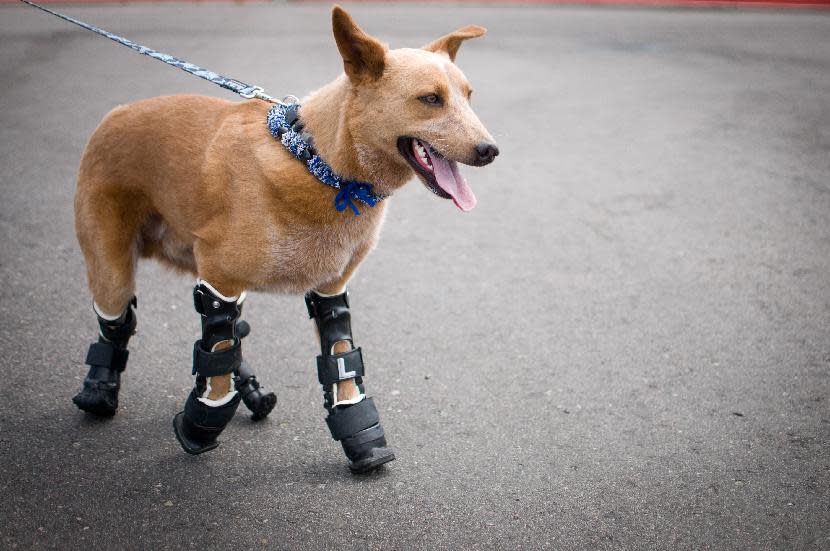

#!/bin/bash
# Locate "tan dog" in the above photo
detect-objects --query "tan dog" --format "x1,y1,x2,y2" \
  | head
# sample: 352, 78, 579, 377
72, 6, 497, 473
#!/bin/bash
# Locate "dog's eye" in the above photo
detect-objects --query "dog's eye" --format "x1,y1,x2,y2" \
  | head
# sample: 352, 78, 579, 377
419, 94, 443, 106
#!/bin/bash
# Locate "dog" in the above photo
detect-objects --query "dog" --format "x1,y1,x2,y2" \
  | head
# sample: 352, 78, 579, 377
71, 5, 498, 473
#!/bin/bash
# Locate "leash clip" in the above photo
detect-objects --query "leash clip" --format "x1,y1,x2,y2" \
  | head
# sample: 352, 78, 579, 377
240, 87, 286, 105
240, 87, 295, 106
239, 86, 264, 99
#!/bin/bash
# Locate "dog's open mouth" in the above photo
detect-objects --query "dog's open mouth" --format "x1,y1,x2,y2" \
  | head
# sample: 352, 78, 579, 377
397, 137, 477, 212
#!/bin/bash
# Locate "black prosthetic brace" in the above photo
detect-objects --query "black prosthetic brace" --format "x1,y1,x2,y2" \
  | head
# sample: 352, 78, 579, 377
232, 318, 277, 421
73, 298, 137, 417
173, 283, 244, 455
306, 290, 395, 473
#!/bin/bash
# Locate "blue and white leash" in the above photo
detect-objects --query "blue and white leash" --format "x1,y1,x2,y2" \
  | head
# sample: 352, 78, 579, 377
20, 0, 386, 216
19, 0, 285, 105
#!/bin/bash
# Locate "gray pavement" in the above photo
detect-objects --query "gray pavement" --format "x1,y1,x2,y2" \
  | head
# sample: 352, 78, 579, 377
1, 3, 829, 550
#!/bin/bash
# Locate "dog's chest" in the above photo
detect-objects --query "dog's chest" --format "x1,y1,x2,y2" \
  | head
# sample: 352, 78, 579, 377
253, 218, 374, 292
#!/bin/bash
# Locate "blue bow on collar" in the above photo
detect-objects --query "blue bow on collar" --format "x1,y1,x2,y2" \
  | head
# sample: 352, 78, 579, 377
335, 181, 381, 216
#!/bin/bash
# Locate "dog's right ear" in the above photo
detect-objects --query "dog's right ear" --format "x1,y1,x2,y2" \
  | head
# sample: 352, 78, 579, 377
332, 5, 386, 83
423, 25, 486, 62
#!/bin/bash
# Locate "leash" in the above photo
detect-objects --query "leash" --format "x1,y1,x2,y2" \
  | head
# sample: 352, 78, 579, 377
21, 0, 385, 216
19, 0, 292, 105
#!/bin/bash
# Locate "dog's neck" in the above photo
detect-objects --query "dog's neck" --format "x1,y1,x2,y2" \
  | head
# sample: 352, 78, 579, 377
300, 76, 412, 198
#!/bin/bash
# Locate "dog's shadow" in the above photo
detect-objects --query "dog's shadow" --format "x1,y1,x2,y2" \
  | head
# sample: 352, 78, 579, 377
146, 414, 395, 489
67, 397, 394, 493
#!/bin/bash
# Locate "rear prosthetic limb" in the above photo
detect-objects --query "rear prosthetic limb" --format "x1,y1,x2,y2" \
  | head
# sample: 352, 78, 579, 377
72, 298, 137, 417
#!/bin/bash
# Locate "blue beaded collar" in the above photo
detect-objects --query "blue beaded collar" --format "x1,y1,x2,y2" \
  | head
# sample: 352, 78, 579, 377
266, 103, 386, 216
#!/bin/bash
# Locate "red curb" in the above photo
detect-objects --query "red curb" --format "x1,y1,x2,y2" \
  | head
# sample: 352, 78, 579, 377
298, 0, 830, 7
4, 0, 829, 8
2, 0, 272, 4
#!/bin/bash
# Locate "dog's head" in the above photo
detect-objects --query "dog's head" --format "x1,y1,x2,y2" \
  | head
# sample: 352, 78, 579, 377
331, 6, 498, 211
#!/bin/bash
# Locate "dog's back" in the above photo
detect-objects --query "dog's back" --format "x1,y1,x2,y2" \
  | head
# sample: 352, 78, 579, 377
75, 94, 386, 304
77, 95, 265, 229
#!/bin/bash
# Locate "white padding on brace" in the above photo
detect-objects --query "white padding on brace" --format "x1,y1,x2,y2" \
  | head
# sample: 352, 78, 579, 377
197, 389, 238, 407
314, 287, 346, 298
197, 279, 245, 304
332, 382, 365, 407
334, 394, 365, 407
93, 302, 125, 321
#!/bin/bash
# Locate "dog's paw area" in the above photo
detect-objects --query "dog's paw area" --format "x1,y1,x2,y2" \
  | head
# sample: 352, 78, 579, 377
72, 387, 118, 417
348, 446, 396, 474
172, 412, 221, 455
244, 390, 277, 421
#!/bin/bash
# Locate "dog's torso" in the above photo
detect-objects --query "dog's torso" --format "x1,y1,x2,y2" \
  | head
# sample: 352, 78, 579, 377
77, 94, 386, 294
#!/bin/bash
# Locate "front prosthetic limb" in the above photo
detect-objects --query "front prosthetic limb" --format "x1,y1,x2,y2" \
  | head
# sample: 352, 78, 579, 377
173, 282, 244, 455
73, 298, 137, 417
306, 290, 395, 473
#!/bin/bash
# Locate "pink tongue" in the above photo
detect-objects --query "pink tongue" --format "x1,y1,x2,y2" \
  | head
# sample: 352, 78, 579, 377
429, 151, 477, 212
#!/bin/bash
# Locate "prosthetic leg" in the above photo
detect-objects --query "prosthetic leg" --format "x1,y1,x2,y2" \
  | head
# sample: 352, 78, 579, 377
306, 290, 395, 473
72, 298, 137, 417
173, 282, 251, 454
232, 314, 278, 421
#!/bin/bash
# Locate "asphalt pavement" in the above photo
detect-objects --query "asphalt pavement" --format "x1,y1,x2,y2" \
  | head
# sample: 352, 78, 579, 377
1, 3, 829, 550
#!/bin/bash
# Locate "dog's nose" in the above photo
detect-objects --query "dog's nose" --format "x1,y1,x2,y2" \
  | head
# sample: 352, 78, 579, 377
474, 142, 499, 166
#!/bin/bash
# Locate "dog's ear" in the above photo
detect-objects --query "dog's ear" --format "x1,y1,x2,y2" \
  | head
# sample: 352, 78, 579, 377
423, 25, 486, 62
332, 5, 387, 83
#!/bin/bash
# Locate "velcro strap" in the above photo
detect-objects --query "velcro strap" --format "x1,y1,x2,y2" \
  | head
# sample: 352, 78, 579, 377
317, 347, 365, 385
341, 423, 385, 448
86, 342, 113, 367
192, 340, 242, 377
325, 398, 380, 441
86, 342, 129, 372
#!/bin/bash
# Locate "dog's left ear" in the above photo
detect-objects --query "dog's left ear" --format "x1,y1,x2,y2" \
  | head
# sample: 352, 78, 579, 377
332, 5, 387, 83
423, 25, 486, 62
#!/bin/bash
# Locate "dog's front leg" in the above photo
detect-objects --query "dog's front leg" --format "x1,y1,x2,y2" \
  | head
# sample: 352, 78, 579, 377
173, 279, 247, 454
306, 269, 395, 473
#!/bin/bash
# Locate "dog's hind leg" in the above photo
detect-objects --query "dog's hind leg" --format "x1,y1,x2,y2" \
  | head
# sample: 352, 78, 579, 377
232, 296, 278, 421
72, 298, 137, 416
306, 281, 395, 474
72, 185, 143, 416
